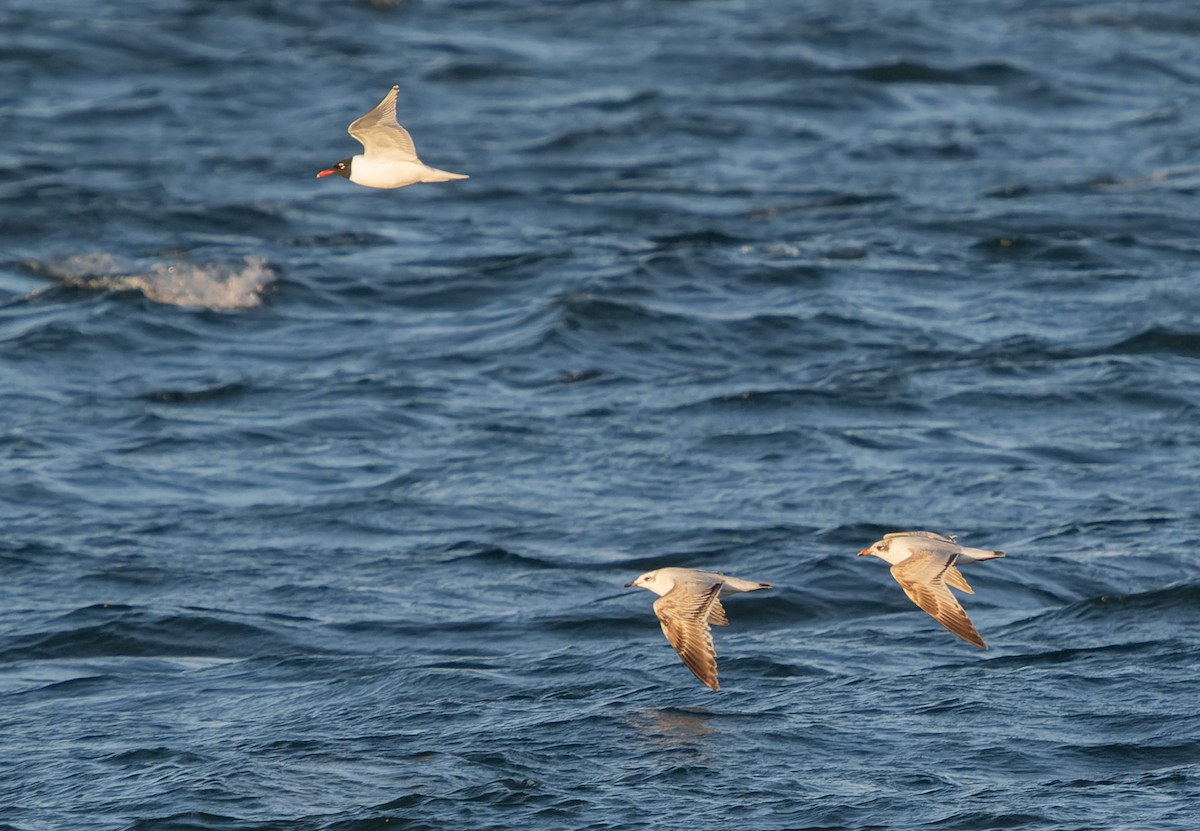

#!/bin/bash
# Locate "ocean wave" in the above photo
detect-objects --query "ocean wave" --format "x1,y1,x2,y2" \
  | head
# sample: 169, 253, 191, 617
1055, 582, 1200, 619
847, 59, 1031, 86
995, 582, 1200, 655
1, 607, 292, 662
1111, 326, 1200, 358
140, 383, 251, 405
437, 543, 557, 570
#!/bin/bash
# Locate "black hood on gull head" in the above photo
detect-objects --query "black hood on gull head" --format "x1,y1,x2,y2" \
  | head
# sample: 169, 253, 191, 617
316, 158, 352, 179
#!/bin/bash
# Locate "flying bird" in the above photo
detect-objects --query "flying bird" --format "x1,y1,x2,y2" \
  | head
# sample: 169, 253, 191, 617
625, 567, 772, 690
858, 531, 1004, 649
316, 85, 468, 189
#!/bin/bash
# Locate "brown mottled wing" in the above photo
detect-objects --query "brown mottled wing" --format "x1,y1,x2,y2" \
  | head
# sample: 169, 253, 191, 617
653, 582, 722, 690
348, 85, 419, 161
709, 597, 729, 626
944, 565, 974, 594
890, 552, 987, 649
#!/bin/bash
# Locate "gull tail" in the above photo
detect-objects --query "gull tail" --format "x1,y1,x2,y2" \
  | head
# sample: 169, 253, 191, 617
719, 576, 773, 594
420, 166, 469, 183
959, 547, 1004, 562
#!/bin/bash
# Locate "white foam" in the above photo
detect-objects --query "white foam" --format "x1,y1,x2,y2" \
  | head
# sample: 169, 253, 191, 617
45, 253, 278, 311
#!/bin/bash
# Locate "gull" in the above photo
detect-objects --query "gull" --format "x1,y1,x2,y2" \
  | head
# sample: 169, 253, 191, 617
316, 85, 468, 189
858, 531, 1004, 649
625, 568, 772, 690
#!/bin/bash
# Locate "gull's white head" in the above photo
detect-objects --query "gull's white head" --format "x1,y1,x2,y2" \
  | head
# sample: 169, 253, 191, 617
858, 537, 895, 559
624, 569, 676, 597
858, 535, 914, 565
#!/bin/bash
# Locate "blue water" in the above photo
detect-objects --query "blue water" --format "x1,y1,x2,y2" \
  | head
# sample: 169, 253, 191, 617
3, 0, 1200, 828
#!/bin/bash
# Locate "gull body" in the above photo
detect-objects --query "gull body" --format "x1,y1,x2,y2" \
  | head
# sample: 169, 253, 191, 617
858, 531, 1004, 649
625, 567, 772, 691
316, 85, 468, 190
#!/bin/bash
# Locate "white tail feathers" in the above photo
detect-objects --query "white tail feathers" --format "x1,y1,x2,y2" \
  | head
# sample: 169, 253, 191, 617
960, 547, 1005, 562
420, 168, 469, 182
720, 576, 773, 593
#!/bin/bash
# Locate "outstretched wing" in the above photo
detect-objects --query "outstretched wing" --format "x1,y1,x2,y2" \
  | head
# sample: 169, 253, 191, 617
348, 85, 419, 161
885, 531, 960, 556
890, 551, 986, 649
653, 581, 723, 690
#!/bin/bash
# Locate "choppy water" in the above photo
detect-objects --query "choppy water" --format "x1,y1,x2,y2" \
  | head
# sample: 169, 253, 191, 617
3, 0, 1200, 828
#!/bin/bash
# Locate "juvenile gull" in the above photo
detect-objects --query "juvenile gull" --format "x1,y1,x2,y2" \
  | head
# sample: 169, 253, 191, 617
625, 567, 772, 690
858, 531, 1004, 649
316, 85, 469, 189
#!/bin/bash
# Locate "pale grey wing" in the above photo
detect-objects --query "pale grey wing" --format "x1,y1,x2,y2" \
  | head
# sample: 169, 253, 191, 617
348, 85, 419, 161
890, 552, 987, 649
886, 530, 957, 546
653, 581, 723, 690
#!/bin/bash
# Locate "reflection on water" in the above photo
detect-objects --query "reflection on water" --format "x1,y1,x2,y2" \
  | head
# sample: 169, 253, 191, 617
626, 707, 715, 754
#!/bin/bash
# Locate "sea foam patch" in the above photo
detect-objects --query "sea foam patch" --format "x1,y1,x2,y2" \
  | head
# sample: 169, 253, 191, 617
23, 253, 278, 311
